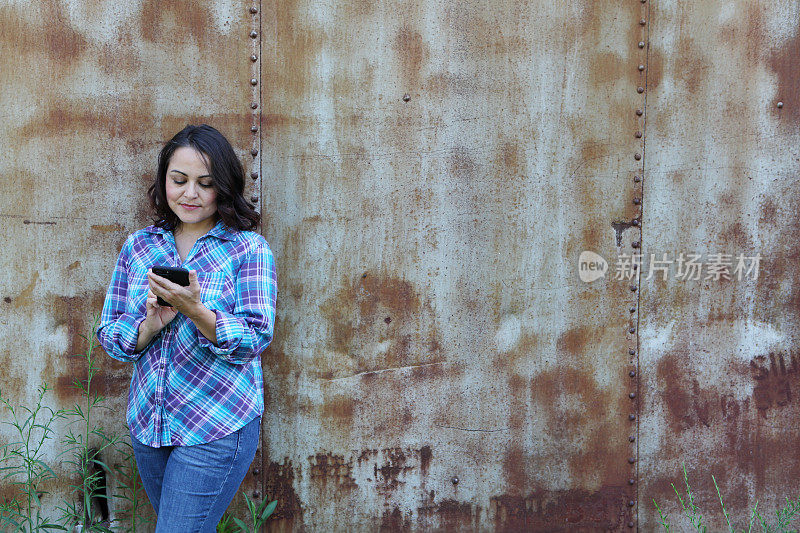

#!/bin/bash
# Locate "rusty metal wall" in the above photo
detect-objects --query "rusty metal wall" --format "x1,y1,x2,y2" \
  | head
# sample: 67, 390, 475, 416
259, 0, 647, 529
2, 0, 799, 532
639, 1, 800, 531
0, 0, 262, 527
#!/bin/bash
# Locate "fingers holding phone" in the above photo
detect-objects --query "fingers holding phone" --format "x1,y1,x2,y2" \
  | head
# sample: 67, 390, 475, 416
148, 266, 202, 317
145, 289, 177, 329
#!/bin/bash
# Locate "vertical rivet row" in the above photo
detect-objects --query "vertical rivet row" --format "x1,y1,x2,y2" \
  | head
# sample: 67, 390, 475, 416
627, 1, 649, 529
249, 5, 261, 208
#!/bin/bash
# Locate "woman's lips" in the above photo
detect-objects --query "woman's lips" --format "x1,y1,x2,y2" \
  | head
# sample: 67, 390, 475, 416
181, 204, 200, 210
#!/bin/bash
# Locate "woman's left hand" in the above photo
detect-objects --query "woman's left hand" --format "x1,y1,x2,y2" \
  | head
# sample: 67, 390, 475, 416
148, 269, 204, 319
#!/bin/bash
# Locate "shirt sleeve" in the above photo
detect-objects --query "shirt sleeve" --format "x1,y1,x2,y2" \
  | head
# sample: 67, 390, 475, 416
96, 235, 148, 362
197, 239, 277, 365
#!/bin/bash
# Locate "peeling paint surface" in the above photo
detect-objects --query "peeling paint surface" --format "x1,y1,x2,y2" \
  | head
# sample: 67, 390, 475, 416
640, 1, 800, 530
260, 0, 646, 529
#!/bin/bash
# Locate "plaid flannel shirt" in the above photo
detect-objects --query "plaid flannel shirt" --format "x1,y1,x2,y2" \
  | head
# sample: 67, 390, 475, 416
97, 220, 276, 447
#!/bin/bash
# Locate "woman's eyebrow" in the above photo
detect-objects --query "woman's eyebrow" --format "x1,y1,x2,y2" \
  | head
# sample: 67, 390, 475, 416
169, 169, 211, 179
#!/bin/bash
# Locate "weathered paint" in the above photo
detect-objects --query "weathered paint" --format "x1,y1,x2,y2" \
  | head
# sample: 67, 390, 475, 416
3, 1, 799, 532
260, 0, 646, 529
0, 0, 260, 527
639, 1, 800, 530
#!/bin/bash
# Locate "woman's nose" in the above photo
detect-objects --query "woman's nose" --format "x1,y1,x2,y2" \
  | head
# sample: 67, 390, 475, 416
185, 182, 199, 197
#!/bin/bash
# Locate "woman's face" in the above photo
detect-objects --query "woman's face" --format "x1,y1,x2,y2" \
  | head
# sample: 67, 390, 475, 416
165, 146, 218, 233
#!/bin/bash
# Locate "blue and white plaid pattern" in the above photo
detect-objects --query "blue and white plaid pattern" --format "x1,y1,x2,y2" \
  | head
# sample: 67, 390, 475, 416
97, 221, 277, 447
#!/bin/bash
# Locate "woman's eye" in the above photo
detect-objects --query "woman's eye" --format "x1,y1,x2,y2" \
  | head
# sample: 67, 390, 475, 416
200, 183, 213, 189
172, 179, 186, 185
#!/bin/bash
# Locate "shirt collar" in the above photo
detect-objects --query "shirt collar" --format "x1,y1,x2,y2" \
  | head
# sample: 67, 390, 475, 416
144, 220, 237, 242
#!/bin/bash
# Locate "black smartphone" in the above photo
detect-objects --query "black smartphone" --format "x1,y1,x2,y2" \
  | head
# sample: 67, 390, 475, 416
151, 266, 190, 307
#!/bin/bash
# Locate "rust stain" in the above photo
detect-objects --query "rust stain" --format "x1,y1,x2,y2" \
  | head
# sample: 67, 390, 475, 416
51, 293, 129, 402
419, 445, 432, 476
264, 458, 303, 522
320, 272, 442, 377
393, 25, 427, 90
67, 261, 81, 271
750, 350, 799, 418
769, 27, 800, 122
308, 452, 357, 490
11, 271, 38, 309
491, 486, 628, 532
140, 0, 213, 45
379, 507, 411, 532
90, 224, 125, 233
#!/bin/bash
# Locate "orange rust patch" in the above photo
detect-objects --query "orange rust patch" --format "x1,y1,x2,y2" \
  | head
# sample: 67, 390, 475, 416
91, 224, 125, 233
491, 486, 628, 532
11, 271, 38, 309
320, 271, 443, 376
769, 28, 800, 122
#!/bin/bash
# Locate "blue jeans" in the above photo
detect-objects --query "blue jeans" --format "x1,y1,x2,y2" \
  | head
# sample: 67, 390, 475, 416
130, 416, 261, 532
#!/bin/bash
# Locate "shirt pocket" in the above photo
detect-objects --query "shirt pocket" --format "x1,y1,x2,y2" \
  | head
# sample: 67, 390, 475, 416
198, 271, 228, 304
126, 272, 150, 313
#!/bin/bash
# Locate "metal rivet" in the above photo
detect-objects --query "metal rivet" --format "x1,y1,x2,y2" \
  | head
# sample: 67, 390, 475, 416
639, 18, 646, 25
628, 457, 636, 464
634, 153, 641, 161
628, 500, 636, 507
250, 30, 258, 38
630, 285, 637, 292
451, 476, 459, 485
629, 392, 636, 399
637, 86, 644, 93
628, 522, 635, 529
251, 125, 259, 132
777, 101, 784, 108
638, 64, 645, 72
629, 478, 635, 485
632, 219, 640, 226
251, 195, 259, 203
251, 102, 259, 110
252, 490, 261, 498
629, 436, 636, 442
629, 414, 636, 421
250, 171, 258, 179
403, 93, 411, 102
636, 109, 643, 116
638, 41, 645, 49
635, 131, 642, 138
629, 327, 636, 334
251, 148, 258, 157
629, 307, 636, 314
629, 349, 636, 356
629, 370, 636, 377
633, 175, 641, 182
3, 297, 11, 303
633, 197, 641, 205
641, 0, 646, 3
250, 6, 258, 14
250, 78, 258, 86
632, 264, 638, 270
631, 241, 640, 248
251, 54, 258, 62
253, 468, 261, 476
384, 316, 392, 324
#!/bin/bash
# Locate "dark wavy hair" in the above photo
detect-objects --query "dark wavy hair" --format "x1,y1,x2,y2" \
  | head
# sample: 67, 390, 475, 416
148, 124, 260, 231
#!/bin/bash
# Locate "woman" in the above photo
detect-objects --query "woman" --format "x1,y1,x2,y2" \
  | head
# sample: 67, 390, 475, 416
97, 124, 277, 531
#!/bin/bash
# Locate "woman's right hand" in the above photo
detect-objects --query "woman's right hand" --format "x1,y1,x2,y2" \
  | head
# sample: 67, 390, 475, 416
144, 289, 178, 330
136, 290, 178, 352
